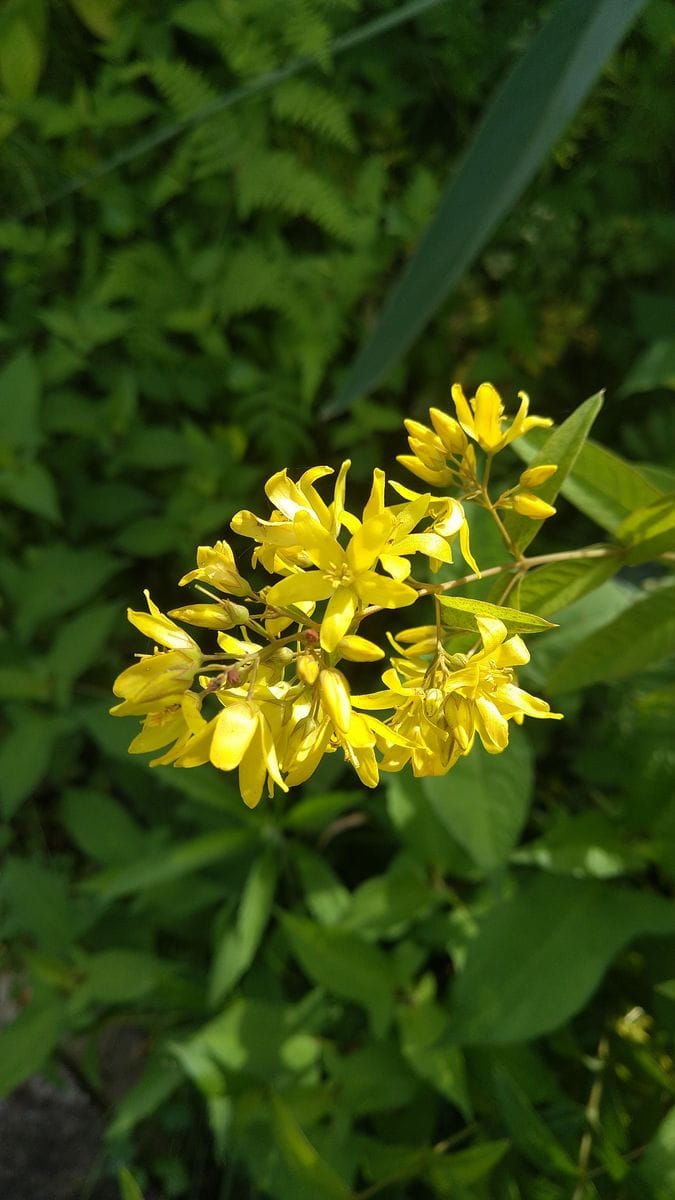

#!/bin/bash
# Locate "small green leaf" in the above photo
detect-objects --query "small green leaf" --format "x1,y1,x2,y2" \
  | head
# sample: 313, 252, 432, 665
628, 1105, 675, 1199
0, 996, 64, 1101
438, 594, 554, 635
518, 555, 618, 617
619, 336, 675, 397
0, 709, 61, 819
293, 844, 351, 927
617, 492, 675, 565
446, 874, 675, 1045
493, 1064, 577, 1176
2, 857, 86, 950
0, 17, 43, 100
324, 1041, 417, 1116
271, 1093, 351, 1200
0, 350, 41, 451
547, 582, 675, 692
208, 849, 278, 1005
423, 730, 533, 871
505, 391, 604, 552
0, 461, 61, 522
426, 1140, 509, 1190
61, 788, 146, 866
398, 1000, 471, 1116
47, 602, 119, 705
342, 855, 437, 939
74, 949, 173, 1006
82, 828, 254, 900
281, 912, 395, 1037
117, 1167, 145, 1200
108, 1057, 182, 1142
8, 545, 122, 641
283, 790, 362, 833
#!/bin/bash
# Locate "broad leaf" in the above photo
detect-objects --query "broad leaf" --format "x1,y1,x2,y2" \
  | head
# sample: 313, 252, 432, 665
325, 0, 646, 415
82, 828, 255, 899
438, 594, 554, 635
281, 912, 395, 1037
0, 995, 64, 1101
446, 874, 675, 1044
547, 582, 675, 692
518, 555, 618, 617
271, 1093, 351, 1200
617, 492, 675, 564
397, 999, 471, 1116
423, 730, 533, 871
551, 439, 662, 533
208, 850, 278, 1005
493, 1064, 577, 1176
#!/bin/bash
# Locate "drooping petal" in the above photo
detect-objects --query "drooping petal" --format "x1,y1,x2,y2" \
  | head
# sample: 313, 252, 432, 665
476, 616, 508, 655
128, 591, 198, 651
472, 383, 504, 450
320, 586, 358, 652
396, 455, 454, 487
475, 695, 509, 752
319, 668, 352, 733
451, 383, 477, 439
210, 702, 258, 771
379, 553, 412, 581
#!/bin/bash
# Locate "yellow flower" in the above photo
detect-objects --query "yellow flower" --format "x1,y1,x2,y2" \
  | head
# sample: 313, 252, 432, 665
511, 493, 557, 519
389, 480, 480, 575
265, 511, 417, 652
353, 616, 561, 776
179, 541, 250, 596
168, 601, 249, 630
397, 408, 475, 489
111, 592, 203, 704
231, 461, 354, 574
451, 382, 552, 454
209, 699, 288, 808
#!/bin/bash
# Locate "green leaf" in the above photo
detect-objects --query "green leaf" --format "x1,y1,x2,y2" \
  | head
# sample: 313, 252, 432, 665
628, 1106, 675, 1199
186, 997, 320, 1083
397, 1000, 471, 1116
47, 602, 118, 705
0, 995, 64, 1101
117, 1167, 145, 1200
283, 790, 362, 833
342, 855, 438, 939
108, 1057, 182, 1142
513, 810, 644, 879
557, 439, 662, 533
0, 17, 43, 100
2, 857, 86, 950
547, 582, 675, 692
292, 844, 351, 927
324, 1041, 417, 1116
0, 709, 61, 819
61, 788, 146, 866
325, 0, 646, 414
617, 492, 675, 564
281, 912, 395, 1037
425, 1140, 509, 1191
518, 555, 618, 617
619, 336, 675, 397
82, 828, 254, 900
446, 874, 675, 1045
437, 594, 554, 635
74, 949, 173, 1006
493, 1064, 577, 1176
8, 545, 122, 640
270, 1093, 351, 1200
0, 461, 61, 522
0, 350, 41, 451
208, 849, 278, 1005
505, 391, 605, 553
422, 730, 533, 871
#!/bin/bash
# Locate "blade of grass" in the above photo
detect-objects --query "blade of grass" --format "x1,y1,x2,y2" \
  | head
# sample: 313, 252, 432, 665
323, 0, 647, 418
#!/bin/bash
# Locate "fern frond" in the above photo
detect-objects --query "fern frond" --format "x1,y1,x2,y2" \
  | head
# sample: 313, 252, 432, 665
236, 150, 354, 242
148, 59, 217, 121
272, 78, 356, 150
232, 387, 313, 461
219, 244, 286, 320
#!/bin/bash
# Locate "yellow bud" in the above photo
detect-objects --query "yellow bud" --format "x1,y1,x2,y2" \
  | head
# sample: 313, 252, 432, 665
428, 407, 468, 455
168, 602, 249, 630
512, 492, 557, 519
319, 668, 352, 734
338, 635, 385, 662
519, 464, 557, 488
297, 654, 320, 685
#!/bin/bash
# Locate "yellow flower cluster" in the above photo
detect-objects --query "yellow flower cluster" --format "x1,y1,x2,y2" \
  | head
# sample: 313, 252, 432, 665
112, 383, 562, 806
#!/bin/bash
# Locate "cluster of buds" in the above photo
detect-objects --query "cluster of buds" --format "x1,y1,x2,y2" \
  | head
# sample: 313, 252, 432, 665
112, 382, 562, 807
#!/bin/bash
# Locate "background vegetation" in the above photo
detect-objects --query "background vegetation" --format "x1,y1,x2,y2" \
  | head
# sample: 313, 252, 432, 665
0, 1, 674, 1197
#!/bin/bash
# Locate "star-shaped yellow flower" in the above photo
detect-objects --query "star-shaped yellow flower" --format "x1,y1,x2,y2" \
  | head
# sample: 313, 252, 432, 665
451, 382, 552, 454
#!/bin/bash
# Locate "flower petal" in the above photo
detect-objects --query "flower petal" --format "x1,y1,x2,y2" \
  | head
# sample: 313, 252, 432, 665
320, 587, 358, 652
266, 570, 332, 608
211, 702, 258, 771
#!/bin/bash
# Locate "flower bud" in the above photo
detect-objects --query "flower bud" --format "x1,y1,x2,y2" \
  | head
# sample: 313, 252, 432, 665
168, 601, 249, 630
338, 635, 385, 662
303, 628, 320, 645
512, 492, 557, 519
428, 407, 468, 455
319, 668, 352, 734
519, 464, 557, 488
297, 654, 320, 685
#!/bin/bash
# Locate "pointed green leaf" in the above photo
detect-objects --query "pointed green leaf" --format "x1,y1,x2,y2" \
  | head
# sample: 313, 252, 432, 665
550, 439, 662, 533
447, 874, 675, 1045
547, 582, 675, 692
426, 1140, 509, 1190
629, 1106, 675, 1199
493, 1065, 577, 1176
0, 350, 41, 451
505, 391, 605, 552
438, 593, 554, 635
281, 912, 395, 1037
0, 996, 64, 1100
208, 849, 278, 1005
518, 555, 618, 617
117, 1168, 145, 1200
324, 0, 646, 415
270, 1093, 351, 1200
617, 492, 675, 565
82, 828, 254, 899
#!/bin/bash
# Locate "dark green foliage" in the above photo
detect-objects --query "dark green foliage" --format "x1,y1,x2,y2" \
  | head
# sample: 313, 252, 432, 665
1, 1, 674, 1198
